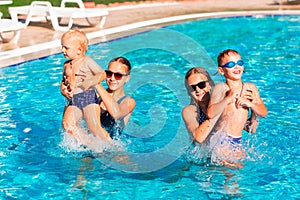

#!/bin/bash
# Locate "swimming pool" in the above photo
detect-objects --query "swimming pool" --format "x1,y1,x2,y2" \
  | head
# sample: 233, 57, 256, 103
0, 14, 299, 199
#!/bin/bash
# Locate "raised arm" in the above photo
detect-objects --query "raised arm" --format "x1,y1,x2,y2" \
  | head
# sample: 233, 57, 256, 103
79, 57, 106, 90
236, 83, 268, 118
248, 85, 268, 117
207, 83, 235, 119
94, 84, 136, 121
182, 105, 219, 143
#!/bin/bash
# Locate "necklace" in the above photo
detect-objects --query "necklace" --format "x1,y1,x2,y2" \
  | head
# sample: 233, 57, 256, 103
226, 82, 244, 97
239, 82, 244, 97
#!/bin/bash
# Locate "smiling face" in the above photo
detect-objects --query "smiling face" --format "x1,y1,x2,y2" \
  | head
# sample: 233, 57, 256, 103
218, 51, 244, 81
187, 73, 211, 103
106, 61, 129, 91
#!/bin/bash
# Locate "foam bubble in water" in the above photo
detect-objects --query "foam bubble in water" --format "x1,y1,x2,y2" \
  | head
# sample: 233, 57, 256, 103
23, 128, 31, 133
60, 131, 126, 156
186, 142, 211, 165
60, 133, 87, 153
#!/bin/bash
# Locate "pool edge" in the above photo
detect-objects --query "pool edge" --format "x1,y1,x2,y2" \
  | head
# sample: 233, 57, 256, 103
0, 10, 299, 68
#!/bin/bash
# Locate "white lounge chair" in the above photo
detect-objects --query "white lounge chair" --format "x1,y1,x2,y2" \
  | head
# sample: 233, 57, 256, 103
8, 0, 108, 31
0, 19, 24, 42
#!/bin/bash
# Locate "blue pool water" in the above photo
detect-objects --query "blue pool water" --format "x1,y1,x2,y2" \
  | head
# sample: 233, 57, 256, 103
0, 15, 300, 199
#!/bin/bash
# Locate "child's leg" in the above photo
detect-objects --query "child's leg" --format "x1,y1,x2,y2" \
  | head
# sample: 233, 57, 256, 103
62, 105, 85, 141
83, 104, 112, 141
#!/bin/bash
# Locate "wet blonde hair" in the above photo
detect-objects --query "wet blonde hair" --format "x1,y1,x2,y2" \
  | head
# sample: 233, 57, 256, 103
184, 67, 214, 94
62, 29, 88, 53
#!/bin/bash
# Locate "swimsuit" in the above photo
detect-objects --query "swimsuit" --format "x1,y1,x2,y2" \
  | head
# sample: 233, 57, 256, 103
220, 133, 242, 147
100, 96, 127, 138
185, 105, 210, 164
209, 130, 245, 164
63, 57, 103, 110
66, 89, 98, 110
197, 106, 207, 124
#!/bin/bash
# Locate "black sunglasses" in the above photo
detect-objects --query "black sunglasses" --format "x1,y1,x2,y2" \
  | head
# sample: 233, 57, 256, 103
189, 81, 207, 91
105, 70, 129, 80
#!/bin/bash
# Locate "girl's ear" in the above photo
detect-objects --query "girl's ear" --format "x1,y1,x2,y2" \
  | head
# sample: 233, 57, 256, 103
217, 67, 224, 75
204, 84, 211, 93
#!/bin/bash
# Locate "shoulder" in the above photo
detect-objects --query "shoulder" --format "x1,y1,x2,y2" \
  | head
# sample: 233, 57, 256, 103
85, 56, 104, 71
213, 83, 227, 90
85, 56, 96, 64
63, 60, 71, 71
84, 56, 99, 66
211, 83, 227, 94
63, 60, 71, 66
121, 96, 136, 107
182, 104, 197, 118
182, 104, 196, 113
243, 82, 258, 90
243, 82, 256, 87
126, 96, 136, 104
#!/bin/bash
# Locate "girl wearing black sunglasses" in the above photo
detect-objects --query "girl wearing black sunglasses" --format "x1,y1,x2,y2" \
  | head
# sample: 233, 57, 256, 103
82, 57, 136, 140
182, 67, 218, 146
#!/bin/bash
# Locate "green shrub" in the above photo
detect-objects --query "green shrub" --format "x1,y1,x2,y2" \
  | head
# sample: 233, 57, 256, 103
0, 0, 146, 18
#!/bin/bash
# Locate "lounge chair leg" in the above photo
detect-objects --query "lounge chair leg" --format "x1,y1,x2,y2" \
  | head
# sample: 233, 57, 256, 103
86, 16, 106, 29
0, 30, 20, 43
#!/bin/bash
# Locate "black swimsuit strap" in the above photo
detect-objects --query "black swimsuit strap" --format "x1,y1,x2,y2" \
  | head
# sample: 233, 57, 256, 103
117, 96, 127, 104
98, 95, 127, 104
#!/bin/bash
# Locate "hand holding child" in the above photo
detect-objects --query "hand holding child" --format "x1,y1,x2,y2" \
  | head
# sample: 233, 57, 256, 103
81, 71, 106, 90
61, 75, 73, 99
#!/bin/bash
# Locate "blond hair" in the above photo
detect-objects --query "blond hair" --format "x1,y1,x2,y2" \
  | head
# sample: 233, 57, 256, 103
62, 29, 88, 53
184, 67, 214, 91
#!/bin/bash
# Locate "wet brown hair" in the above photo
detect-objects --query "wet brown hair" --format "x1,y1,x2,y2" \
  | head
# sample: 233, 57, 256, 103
109, 57, 131, 74
217, 49, 240, 67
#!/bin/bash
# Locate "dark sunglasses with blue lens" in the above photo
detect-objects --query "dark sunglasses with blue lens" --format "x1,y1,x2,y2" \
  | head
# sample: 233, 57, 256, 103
221, 60, 244, 68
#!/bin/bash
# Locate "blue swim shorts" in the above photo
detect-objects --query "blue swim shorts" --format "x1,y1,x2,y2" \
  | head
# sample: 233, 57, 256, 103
209, 131, 245, 164
67, 90, 98, 110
